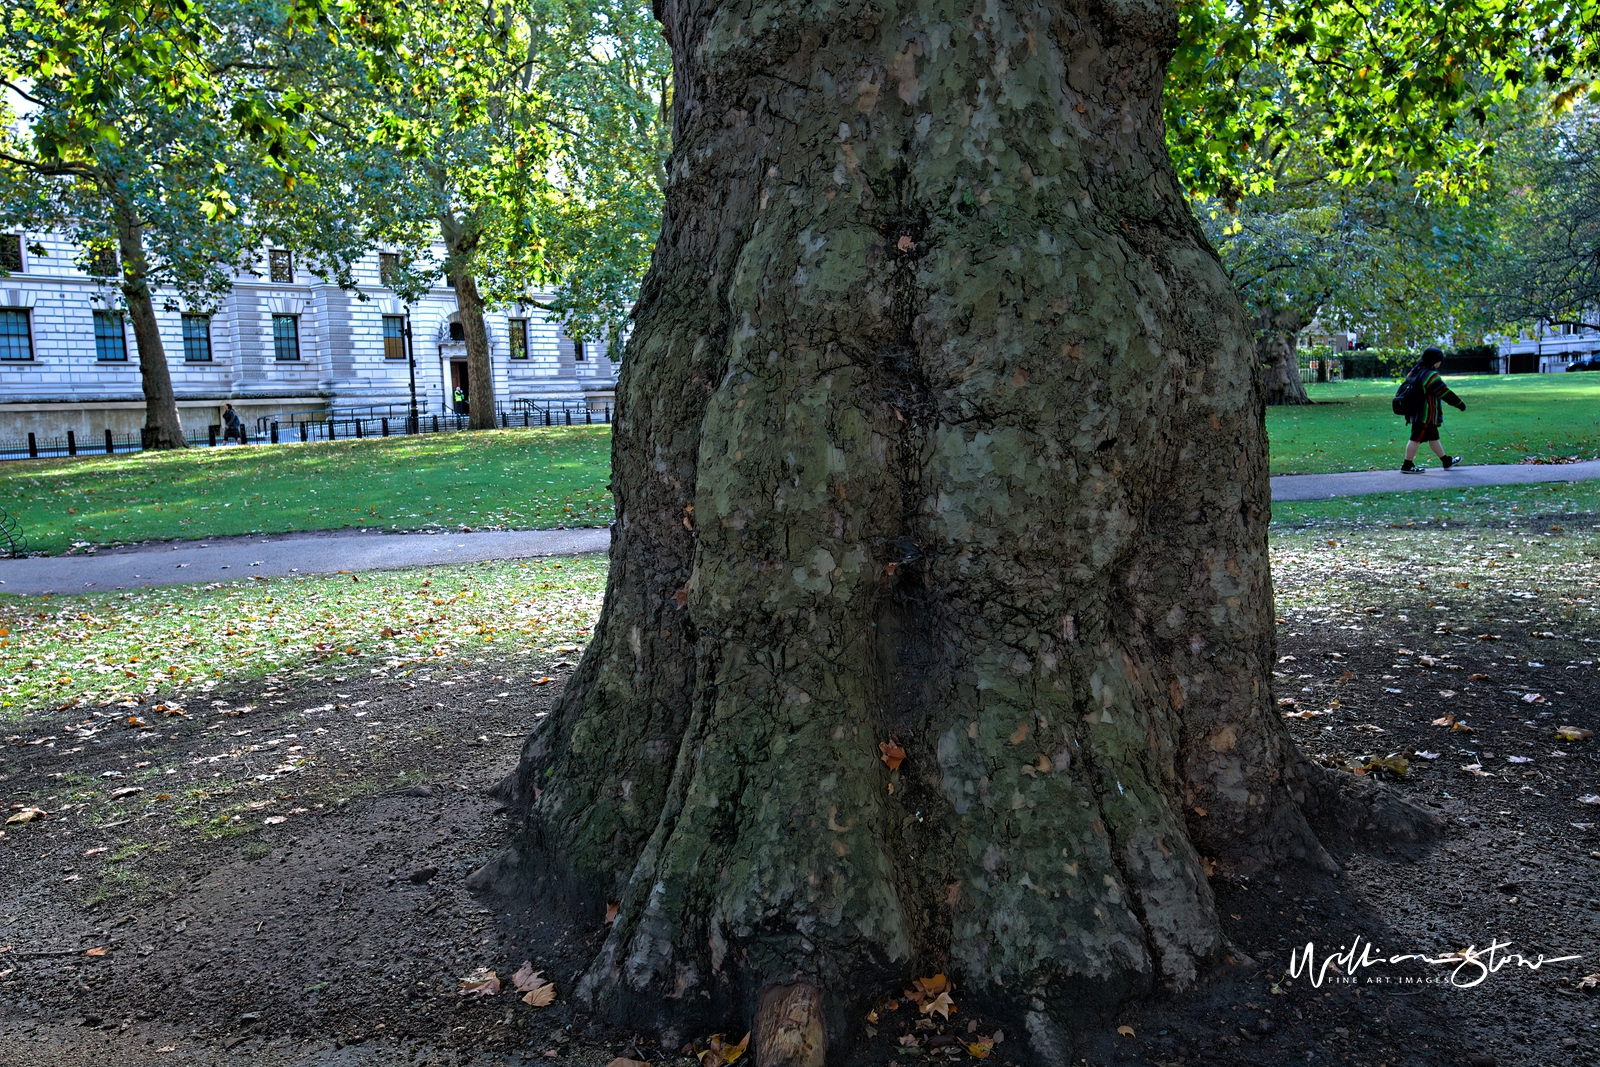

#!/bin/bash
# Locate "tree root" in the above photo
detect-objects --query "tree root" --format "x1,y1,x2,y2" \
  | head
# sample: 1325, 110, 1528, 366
1292, 754, 1447, 846
753, 984, 827, 1067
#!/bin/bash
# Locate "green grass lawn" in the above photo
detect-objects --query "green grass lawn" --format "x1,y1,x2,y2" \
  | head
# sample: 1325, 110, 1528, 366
1266, 373, 1600, 475
0, 555, 607, 720
0, 427, 613, 555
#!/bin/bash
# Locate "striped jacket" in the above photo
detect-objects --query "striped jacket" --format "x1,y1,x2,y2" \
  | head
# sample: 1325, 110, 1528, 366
1411, 367, 1464, 426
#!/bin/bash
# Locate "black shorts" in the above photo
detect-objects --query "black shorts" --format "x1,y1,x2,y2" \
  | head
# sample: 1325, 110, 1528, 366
1409, 422, 1440, 443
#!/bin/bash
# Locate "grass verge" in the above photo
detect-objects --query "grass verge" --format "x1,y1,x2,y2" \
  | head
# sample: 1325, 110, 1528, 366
0, 427, 613, 555
1272, 478, 1600, 529
0, 555, 606, 721
1267, 374, 1600, 475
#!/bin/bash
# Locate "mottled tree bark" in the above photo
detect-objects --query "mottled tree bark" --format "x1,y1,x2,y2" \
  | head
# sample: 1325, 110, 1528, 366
440, 213, 498, 430
492, 0, 1432, 1055
115, 208, 187, 450
1257, 307, 1312, 406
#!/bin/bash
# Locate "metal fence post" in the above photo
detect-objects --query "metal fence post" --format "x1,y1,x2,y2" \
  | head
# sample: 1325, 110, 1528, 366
522, 411, 529, 427
27, 433, 36, 459
105, 428, 114, 455
300, 422, 309, 443
382, 417, 390, 437
271, 422, 280, 444
240, 427, 249, 445
66, 430, 76, 456
209, 424, 218, 447
432, 414, 439, 433
329, 419, 336, 440
355, 419, 364, 439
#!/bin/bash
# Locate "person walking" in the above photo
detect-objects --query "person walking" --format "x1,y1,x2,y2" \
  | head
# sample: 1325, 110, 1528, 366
453, 385, 466, 414
222, 403, 245, 444
1399, 347, 1466, 472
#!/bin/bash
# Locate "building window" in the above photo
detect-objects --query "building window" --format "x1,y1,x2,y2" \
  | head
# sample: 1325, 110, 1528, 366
508, 318, 528, 359
449, 321, 465, 342
379, 252, 400, 287
269, 249, 294, 284
573, 338, 586, 362
272, 314, 300, 360
94, 310, 128, 361
182, 313, 212, 362
382, 314, 407, 359
0, 235, 22, 273
87, 246, 119, 277
0, 308, 33, 360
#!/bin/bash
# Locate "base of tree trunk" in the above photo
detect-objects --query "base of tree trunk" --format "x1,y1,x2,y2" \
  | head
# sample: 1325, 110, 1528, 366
141, 425, 189, 450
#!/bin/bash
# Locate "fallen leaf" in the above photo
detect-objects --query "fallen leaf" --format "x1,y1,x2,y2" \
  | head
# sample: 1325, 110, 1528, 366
4, 807, 46, 825
1431, 715, 1455, 727
1438, 690, 1457, 699
1363, 756, 1409, 778
922, 991, 954, 1020
522, 983, 556, 1008
1577, 973, 1599, 990
1578, 795, 1600, 806
109, 786, 143, 799
125, 716, 146, 727
879, 740, 905, 772
1469, 673, 1490, 681
458, 970, 501, 997
966, 1037, 995, 1058
85, 946, 108, 956
1557, 726, 1594, 742
262, 816, 287, 825
1116, 1025, 1136, 1038
511, 962, 542, 992
1462, 764, 1494, 778
898, 1035, 921, 1048
606, 1060, 651, 1067
1192, 806, 1208, 817
605, 901, 619, 924
1506, 756, 1534, 764
1416, 751, 1441, 760
1283, 709, 1323, 719
1522, 693, 1545, 704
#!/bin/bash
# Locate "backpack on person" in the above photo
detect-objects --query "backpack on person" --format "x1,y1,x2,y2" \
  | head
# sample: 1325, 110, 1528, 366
1392, 366, 1427, 419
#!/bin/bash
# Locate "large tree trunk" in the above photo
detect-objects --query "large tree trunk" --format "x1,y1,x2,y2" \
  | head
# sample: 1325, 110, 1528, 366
115, 209, 187, 450
440, 214, 497, 430
490, 0, 1432, 1056
1257, 307, 1313, 405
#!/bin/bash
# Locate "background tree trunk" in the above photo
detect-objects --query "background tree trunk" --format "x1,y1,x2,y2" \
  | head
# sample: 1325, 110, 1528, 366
440, 214, 498, 430
494, 0, 1418, 1054
115, 209, 187, 450
1257, 308, 1313, 405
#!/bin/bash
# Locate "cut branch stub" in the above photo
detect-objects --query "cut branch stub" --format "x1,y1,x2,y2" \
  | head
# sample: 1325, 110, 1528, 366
752, 983, 826, 1067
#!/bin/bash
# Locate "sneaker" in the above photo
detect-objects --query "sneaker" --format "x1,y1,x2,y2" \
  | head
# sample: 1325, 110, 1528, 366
1441, 455, 1462, 469
1401, 460, 1425, 473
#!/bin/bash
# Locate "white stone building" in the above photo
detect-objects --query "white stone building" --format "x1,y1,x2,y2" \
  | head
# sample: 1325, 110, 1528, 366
1491, 323, 1599, 373
0, 230, 618, 441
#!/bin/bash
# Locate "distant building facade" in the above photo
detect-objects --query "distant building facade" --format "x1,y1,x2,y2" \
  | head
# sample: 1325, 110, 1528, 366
1491, 323, 1598, 373
0, 230, 617, 440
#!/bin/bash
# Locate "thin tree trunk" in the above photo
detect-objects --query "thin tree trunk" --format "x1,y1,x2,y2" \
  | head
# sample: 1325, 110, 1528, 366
440, 214, 497, 431
1258, 308, 1313, 405
489, 0, 1437, 1054
115, 208, 186, 450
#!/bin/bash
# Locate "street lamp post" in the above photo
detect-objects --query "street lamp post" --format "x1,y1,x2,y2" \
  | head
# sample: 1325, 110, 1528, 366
403, 306, 419, 433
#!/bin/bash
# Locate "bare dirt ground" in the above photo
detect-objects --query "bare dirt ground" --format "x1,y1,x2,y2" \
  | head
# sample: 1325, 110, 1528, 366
2, 527, 1597, 1067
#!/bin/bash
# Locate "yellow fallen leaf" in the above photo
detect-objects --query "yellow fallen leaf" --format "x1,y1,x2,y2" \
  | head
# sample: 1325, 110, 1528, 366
85, 946, 108, 956
1557, 726, 1594, 742
966, 1037, 995, 1058
5, 807, 46, 825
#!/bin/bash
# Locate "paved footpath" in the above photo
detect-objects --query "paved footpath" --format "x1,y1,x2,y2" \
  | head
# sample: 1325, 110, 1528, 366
1, 459, 1596, 596
1270, 458, 1600, 502
0, 526, 611, 596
